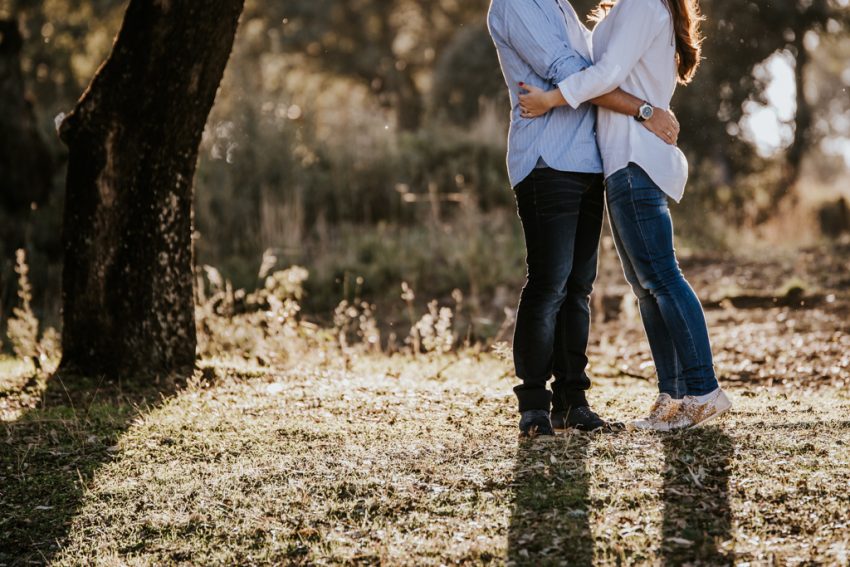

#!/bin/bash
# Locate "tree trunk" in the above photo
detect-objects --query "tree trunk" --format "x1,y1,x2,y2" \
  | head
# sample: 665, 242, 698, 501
58, 0, 244, 378
393, 69, 423, 132
780, 29, 813, 198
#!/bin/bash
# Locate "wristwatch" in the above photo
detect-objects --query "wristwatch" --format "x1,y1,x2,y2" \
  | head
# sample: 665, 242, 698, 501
635, 102, 654, 122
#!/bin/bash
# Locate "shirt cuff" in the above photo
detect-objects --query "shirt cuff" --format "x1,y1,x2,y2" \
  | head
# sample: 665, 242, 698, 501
558, 79, 582, 110
558, 62, 623, 109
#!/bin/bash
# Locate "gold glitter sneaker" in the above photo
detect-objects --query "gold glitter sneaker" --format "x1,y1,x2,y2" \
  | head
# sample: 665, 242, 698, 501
630, 393, 683, 432
670, 388, 732, 430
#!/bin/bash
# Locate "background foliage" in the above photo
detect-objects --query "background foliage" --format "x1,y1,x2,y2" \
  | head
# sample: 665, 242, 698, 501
1, 0, 849, 340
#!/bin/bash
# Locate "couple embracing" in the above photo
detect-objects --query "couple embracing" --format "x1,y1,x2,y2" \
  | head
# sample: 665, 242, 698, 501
488, 0, 731, 436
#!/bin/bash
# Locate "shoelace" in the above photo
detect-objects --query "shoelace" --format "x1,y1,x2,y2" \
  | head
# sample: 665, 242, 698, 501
649, 399, 677, 420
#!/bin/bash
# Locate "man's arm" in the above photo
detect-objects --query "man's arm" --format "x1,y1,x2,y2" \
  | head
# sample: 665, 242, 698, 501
501, 0, 589, 85
589, 89, 642, 117
591, 89, 680, 144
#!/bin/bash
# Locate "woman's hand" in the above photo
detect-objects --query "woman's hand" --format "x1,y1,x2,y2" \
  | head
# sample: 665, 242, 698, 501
518, 83, 562, 118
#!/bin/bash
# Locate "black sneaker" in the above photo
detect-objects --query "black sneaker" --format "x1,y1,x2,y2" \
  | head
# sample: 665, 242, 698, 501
551, 406, 622, 433
519, 410, 555, 438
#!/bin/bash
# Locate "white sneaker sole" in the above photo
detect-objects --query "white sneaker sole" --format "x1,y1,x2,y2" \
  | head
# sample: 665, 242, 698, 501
629, 419, 673, 432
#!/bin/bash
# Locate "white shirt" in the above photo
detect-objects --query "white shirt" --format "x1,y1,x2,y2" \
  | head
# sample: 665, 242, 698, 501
557, 0, 689, 202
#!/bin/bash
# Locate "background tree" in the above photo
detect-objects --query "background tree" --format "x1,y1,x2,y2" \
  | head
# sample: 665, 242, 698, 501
256, 0, 486, 131
0, 17, 52, 218
57, 0, 244, 378
0, 15, 54, 336
431, 23, 507, 126
0, 0, 127, 336
674, 0, 849, 220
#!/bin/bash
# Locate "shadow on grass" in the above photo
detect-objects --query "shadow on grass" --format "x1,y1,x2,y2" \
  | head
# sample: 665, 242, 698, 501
661, 426, 734, 565
507, 426, 736, 566
508, 434, 592, 566
0, 369, 182, 566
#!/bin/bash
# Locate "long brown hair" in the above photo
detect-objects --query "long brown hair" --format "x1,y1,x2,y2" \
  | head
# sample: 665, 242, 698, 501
590, 0, 704, 84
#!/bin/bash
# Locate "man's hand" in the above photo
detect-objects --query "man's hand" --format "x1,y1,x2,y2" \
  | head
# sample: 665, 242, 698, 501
642, 108, 680, 145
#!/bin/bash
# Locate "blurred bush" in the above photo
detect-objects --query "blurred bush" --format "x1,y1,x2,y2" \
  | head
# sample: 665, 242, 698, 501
818, 198, 850, 238
431, 24, 508, 126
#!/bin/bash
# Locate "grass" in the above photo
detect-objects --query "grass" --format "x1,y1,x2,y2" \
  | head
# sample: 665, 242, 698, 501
2, 354, 849, 566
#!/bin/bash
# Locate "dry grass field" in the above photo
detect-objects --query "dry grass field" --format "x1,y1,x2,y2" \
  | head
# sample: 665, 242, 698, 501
2, 346, 848, 565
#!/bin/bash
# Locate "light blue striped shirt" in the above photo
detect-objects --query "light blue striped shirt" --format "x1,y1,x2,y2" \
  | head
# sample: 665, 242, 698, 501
488, 0, 603, 187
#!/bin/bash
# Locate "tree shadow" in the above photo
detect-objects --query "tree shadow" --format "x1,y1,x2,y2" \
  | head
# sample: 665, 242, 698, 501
0, 368, 182, 565
508, 434, 593, 566
660, 426, 734, 565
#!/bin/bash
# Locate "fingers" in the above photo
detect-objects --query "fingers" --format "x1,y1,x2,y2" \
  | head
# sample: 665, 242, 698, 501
661, 110, 680, 137
643, 121, 676, 146
518, 93, 541, 118
669, 124, 680, 144
655, 113, 679, 145
518, 82, 542, 94
518, 99, 528, 117
669, 124, 680, 142
517, 83, 548, 118
669, 119, 680, 138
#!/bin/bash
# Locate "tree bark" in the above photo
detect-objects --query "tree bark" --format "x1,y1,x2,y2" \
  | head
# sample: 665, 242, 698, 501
58, 0, 244, 378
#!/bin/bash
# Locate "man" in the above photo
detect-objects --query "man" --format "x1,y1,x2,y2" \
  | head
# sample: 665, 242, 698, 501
487, 0, 679, 435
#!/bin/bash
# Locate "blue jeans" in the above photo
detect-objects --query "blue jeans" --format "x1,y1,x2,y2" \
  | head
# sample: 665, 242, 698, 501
512, 168, 605, 412
606, 163, 718, 398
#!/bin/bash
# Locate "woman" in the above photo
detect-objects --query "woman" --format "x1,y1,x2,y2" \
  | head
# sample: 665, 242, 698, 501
518, 0, 730, 430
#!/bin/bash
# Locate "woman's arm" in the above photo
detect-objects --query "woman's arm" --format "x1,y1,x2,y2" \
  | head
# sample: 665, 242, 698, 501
518, 84, 681, 145
558, 0, 668, 109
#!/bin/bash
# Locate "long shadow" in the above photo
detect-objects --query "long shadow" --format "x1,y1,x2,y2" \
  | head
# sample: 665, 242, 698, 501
660, 426, 734, 566
508, 434, 593, 566
0, 368, 180, 565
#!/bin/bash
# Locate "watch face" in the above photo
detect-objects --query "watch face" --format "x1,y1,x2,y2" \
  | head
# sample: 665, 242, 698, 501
641, 105, 653, 119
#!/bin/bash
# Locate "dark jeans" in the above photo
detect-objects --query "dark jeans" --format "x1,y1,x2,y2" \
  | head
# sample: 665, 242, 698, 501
606, 163, 718, 398
512, 168, 605, 413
